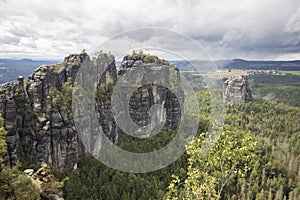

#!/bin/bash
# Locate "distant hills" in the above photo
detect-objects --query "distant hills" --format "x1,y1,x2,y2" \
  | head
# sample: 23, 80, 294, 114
0, 58, 59, 84
217, 59, 300, 70
171, 59, 300, 71
1, 57, 300, 85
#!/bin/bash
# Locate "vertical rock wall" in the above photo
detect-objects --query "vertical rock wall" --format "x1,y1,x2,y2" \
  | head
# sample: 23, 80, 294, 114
0, 52, 183, 170
118, 54, 182, 133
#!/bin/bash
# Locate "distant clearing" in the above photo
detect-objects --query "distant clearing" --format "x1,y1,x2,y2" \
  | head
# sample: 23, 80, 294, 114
182, 69, 248, 79
282, 71, 300, 76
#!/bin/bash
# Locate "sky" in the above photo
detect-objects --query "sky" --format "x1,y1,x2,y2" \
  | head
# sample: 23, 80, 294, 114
0, 0, 300, 60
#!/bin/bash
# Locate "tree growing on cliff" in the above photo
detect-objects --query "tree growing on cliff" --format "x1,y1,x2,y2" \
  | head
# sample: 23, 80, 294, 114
0, 117, 40, 199
51, 77, 73, 110
0, 117, 7, 164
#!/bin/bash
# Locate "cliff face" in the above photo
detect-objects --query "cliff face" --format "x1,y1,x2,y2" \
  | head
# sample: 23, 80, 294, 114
0, 53, 91, 169
118, 54, 182, 134
0, 52, 182, 170
223, 75, 253, 103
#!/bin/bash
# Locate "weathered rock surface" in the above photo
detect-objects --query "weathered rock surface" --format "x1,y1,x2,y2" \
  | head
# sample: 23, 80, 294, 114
0, 53, 90, 169
24, 162, 64, 200
0, 52, 183, 170
223, 75, 253, 103
118, 54, 182, 134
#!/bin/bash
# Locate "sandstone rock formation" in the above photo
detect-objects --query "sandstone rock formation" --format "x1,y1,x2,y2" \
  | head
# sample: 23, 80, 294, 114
24, 162, 64, 200
223, 75, 253, 103
0, 52, 182, 170
0, 52, 115, 170
118, 53, 182, 135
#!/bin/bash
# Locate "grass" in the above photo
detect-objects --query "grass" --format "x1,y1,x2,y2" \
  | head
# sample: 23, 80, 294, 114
282, 71, 300, 75
187, 69, 248, 79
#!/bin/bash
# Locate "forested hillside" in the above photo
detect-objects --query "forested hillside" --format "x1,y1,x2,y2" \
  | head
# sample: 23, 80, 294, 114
1, 54, 300, 199
62, 83, 300, 199
249, 73, 300, 107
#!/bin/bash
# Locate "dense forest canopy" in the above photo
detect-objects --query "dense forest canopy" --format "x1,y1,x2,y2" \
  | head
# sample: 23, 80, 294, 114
60, 71, 300, 199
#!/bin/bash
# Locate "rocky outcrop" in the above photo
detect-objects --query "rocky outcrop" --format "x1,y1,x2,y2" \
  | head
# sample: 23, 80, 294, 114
223, 75, 253, 103
0, 53, 88, 169
94, 53, 119, 143
0, 52, 183, 170
118, 53, 182, 135
24, 163, 64, 200
0, 52, 118, 170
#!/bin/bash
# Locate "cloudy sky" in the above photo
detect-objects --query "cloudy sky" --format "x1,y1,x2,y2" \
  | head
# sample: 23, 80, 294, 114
0, 0, 300, 60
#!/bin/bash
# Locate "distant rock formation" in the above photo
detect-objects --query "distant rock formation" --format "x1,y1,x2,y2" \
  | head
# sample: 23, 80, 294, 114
223, 75, 253, 103
0, 52, 182, 170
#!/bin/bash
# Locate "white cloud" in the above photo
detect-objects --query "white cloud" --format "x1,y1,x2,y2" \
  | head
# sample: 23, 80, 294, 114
0, 0, 300, 60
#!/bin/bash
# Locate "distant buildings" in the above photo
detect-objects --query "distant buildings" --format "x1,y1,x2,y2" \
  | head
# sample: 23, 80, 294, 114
247, 69, 282, 75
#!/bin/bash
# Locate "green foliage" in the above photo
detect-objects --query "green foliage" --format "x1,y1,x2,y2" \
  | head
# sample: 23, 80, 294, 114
224, 100, 300, 199
23, 79, 28, 97
95, 83, 114, 103
131, 50, 160, 63
53, 63, 62, 72
249, 74, 300, 86
283, 70, 300, 76
63, 155, 188, 200
0, 117, 40, 199
0, 118, 7, 164
249, 73, 300, 107
181, 72, 207, 91
0, 166, 40, 200
62, 86, 300, 199
118, 128, 177, 153
225, 101, 300, 138
42, 71, 300, 199
165, 130, 256, 200
51, 77, 73, 109
253, 85, 300, 107
162, 84, 300, 199
143, 54, 159, 63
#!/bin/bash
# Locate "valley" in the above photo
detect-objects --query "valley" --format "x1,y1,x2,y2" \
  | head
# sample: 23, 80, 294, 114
0, 52, 300, 199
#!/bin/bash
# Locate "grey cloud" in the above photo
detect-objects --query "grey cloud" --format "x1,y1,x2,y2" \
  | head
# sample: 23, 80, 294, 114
4, 22, 37, 38
285, 7, 300, 33
0, 0, 300, 60
0, 35, 20, 45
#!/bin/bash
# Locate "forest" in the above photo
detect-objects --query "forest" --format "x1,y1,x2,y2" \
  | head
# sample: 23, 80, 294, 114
0, 71, 300, 200
61, 72, 300, 199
